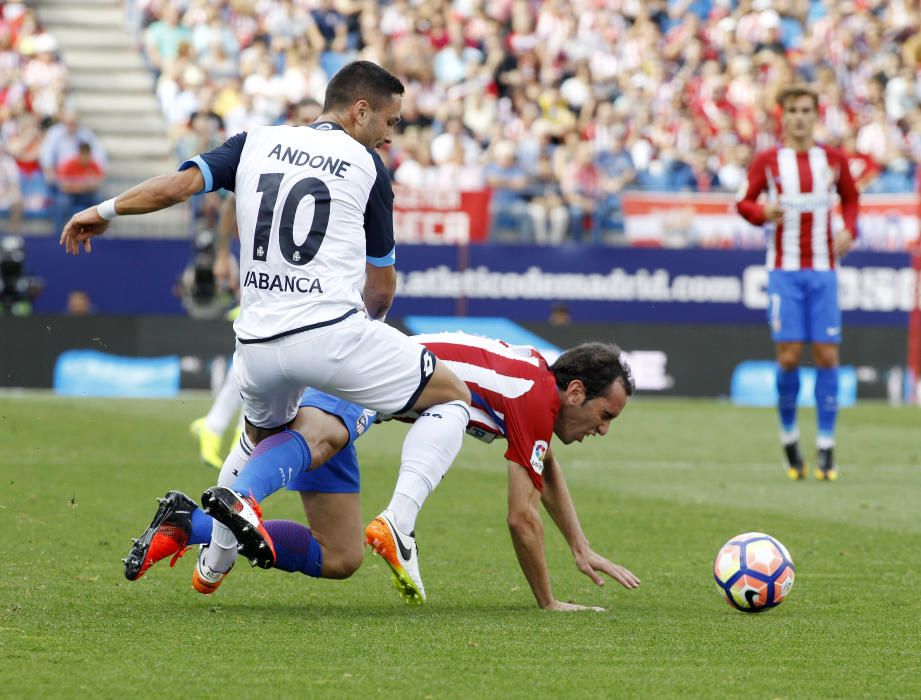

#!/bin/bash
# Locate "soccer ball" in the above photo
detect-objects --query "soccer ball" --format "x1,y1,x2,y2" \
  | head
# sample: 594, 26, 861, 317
713, 532, 794, 613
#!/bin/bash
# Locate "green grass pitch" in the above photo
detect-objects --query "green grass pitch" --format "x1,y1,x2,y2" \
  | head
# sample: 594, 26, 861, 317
1, 395, 919, 698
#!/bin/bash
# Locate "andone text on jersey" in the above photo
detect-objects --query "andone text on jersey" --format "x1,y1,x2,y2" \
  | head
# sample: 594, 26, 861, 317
267, 143, 352, 179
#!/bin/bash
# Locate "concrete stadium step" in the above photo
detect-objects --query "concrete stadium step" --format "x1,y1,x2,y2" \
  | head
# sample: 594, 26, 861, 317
37, 6, 125, 28
106, 157, 178, 181
70, 91, 161, 115
59, 49, 146, 72
42, 0, 122, 6
68, 71, 154, 93
82, 113, 166, 136
67, 71, 154, 97
43, 27, 136, 51
36, 0, 174, 201
100, 135, 172, 160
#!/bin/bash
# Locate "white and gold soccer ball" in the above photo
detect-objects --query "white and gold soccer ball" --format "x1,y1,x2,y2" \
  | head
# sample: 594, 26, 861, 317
713, 532, 795, 613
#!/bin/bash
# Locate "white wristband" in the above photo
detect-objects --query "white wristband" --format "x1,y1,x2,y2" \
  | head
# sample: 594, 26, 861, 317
97, 198, 119, 221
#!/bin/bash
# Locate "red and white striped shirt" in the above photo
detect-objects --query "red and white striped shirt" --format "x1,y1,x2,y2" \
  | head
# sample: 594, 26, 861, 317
415, 332, 560, 490
737, 145, 859, 270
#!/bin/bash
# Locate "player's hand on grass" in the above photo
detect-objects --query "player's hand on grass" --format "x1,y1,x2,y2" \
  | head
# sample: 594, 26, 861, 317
544, 600, 606, 612
574, 549, 641, 590
60, 206, 110, 255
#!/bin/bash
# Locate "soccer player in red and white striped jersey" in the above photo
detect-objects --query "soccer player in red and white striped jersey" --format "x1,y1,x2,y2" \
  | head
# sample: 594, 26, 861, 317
737, 84, 860, 481
369, 333, 639, 608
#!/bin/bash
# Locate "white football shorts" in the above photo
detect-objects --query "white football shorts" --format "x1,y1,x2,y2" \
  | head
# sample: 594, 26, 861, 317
233, 312, 436, 429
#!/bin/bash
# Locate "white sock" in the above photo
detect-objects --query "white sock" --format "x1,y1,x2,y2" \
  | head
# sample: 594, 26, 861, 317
204, 433, 253, 573
202, 524, 238, 574
816, 435, 835, 450
217, 432, 252, 487
205, 369, 243, 434
387, 400, 469, 533
779, 428, 800, 446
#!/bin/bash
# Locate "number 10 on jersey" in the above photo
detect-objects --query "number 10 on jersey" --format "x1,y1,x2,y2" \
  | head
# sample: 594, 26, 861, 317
253, 173, 331, 266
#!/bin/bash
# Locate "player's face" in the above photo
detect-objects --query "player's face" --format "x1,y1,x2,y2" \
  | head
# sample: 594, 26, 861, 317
554, 379, 629, 445
781, 95, 818, 143
355, 94, 402, 150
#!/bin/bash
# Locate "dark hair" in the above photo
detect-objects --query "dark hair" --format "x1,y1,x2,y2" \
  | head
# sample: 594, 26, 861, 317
550, 342, 635, 400
322, 61, 405, 112
777, 84, 818, 110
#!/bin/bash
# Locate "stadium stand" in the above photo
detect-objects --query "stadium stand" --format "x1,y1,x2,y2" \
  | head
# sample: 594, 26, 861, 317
2, 0, 920, 242
0, 0, 189, 236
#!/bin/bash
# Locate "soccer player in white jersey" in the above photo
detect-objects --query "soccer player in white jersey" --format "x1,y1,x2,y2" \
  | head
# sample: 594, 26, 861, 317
737, 84, 860, 481
61, 61, 471, 593
123, 334, 640, 610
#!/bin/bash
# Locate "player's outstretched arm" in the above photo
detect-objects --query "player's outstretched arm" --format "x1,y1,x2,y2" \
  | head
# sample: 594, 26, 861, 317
506, 460, 604, 612
540, 448, 640, 591
60, 167, 205, 255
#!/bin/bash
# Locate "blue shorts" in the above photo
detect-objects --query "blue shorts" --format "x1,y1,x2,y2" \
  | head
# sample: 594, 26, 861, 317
285, 389, 376, 493
766, 269, 841, 344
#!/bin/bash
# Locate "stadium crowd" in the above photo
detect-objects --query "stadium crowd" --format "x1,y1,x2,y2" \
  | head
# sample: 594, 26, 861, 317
0, 2, 108, 233
3, 0, 921, 243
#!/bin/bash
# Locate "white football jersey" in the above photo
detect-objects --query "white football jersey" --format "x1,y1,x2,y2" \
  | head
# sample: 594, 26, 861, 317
180, 122, 396, 342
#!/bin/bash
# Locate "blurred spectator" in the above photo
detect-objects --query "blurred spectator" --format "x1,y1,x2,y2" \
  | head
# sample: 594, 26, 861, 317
394, 139, 439, 189
21, 33, 67, 118
243, 58, 288, 125
840, 134, 882, 193
0, 3, 70, 222
3, 109, 48, 215
434, 140, 486, 191
526, 152, 567, 245
430, 116, 482, 165
560, 142, 600, 243
0, 144, 23, 235
54, 141, 105, 234
289, 98, 323, 127
176, 111, 224, 228
484, 140, 532, 241
66, 289, 93, 316
144, 4, 191, 74
40, 109, 107, 190
548, 302, 572, 326
716, 144, 751, 194
595, 130, 636, 240
177, 230, 235, 320
0, 235, 42, 316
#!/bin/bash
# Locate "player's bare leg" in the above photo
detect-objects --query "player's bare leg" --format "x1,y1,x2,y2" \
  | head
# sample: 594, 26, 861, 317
811, 343, 840, 481
299, 492, 364, 579
776, 341, 806, 479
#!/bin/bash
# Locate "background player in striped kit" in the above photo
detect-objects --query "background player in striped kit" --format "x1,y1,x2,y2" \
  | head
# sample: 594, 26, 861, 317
737, 84, 860, 481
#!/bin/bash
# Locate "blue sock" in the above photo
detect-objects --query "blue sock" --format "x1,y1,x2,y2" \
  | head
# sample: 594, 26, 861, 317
189, 507, 213, 545
776, 367, 800, 436
265, 520, 323, 577
231, 430, 311, 503
815, 367, 839, 445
